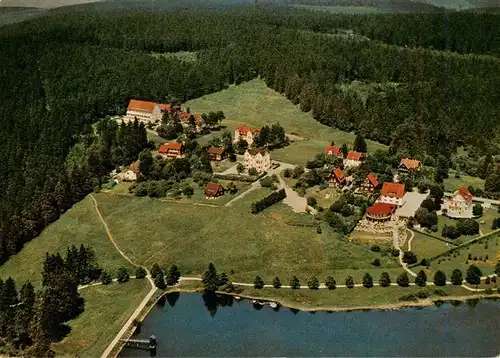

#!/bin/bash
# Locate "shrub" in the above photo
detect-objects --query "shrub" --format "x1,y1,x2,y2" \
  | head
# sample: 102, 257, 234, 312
472, 203, 483, 216
260, 176, 276, 188
485, 276, 491, 285
433, 270, 446, 286
100, 271, 113, 285
391, 248, 400, 257
135, 267, 147, 279
254, 276, 265, 289
325, 276, 336, 290
379, 272, 391, 287
307, 276, 319, 290
283, 168, 292, 177
398, 294, 418, 302
370, 245, 381, 252
248, 168, 258, 176
457, 219, 479, 236
416, 290, 429, 299
117, 267, 130, 283
434, 289, 448, 296
371, 258, 381, 267
402, 251, 418, 265
345, 275, 354, 289
362, 273, 373, 288
251, 189, 286, 214
442, 224, 461, 239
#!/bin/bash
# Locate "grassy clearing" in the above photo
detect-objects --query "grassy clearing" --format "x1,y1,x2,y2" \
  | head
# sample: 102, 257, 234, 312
241, 284, 472, 308
53, 279, 151, 357
305, 186, 341, 209
479, 208, 498, 234
0, 196, 134, 287
411, 232, 453, 261
186, 79, 386, 165
92, 193, 398, 283
444, 172, 485, 192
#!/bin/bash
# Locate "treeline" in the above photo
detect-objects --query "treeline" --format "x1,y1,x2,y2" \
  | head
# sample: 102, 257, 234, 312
1, 6, 500, 266
0, 245, 98, 356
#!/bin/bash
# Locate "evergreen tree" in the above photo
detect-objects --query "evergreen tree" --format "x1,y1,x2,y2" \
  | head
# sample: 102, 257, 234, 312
345, 275, 354, 288
465, 265, 482, 287
397, 272, 410, 287
325, 276, 336, 290
307, 276, 319, 290
273, 276, 281, 289
290, 276, 300, 289
202, 263, 219, 292
495, 261, 500, 276
341, 144, 349, 158
451, 269, 463, 285
135, 267, 147, 279
100, 271, 113, 285
116, 267, 130, 283
353, 134, 367, 153
362, 273, 373, 288
166, 264, 181, 286
379, 272, 391, 287
150, 263, 162, 279
254, 276, 265, 289
154, 273, 166, 290
415, 270, 427, 287
433, 271, 447, 286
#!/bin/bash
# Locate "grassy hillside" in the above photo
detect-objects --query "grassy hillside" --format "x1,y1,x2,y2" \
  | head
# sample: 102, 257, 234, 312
53, 279, 150, 357
187, 79, 387, 165
0, 196, 135, 287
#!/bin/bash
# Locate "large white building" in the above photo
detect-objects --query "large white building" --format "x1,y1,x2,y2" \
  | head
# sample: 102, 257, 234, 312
234, 126, 260, 146
443, 186, 474, 218
377, 182, 406, 206
244, 148, 271, 173
123, 99, 162, 124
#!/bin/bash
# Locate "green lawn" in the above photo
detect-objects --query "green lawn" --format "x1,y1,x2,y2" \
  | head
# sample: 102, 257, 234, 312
444, 172, 485, 192
92, 193, 398, 283
186, 79, 386, 165
306, 186, 342, 209
53, 279, 151, 357
0, 196, 135, 287
411, 232, 453, 261
479, 208, 498, 234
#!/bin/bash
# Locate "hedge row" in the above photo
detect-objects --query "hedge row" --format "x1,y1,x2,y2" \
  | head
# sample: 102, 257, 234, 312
251, 189, 286, 214
213, 172, 265, 183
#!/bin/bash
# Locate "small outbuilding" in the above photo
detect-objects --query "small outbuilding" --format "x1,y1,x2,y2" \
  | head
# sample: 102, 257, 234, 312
204, 182, 225, 198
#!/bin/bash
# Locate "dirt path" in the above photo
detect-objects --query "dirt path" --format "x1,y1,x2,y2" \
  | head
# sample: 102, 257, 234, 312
89, 194, 157, 358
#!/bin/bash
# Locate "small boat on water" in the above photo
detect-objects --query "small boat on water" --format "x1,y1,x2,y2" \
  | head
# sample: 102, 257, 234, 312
252, 300, 264, 305
234, 296, 241, 300
269, 302, 278, 308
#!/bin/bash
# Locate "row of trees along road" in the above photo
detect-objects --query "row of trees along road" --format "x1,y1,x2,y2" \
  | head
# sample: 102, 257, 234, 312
1, 6, 500, 266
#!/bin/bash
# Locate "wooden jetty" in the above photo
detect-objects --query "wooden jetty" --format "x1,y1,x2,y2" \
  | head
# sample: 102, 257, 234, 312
120, 334, 157, 350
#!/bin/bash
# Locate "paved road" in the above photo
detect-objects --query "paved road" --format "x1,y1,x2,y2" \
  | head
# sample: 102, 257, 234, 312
90, 194, 157, 358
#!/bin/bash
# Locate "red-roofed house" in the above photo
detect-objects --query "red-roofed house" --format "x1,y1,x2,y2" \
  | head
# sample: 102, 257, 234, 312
328, 168, 346, 187
378, 182, 405, 206
323, 145, 342, 157
344, 151, 363, 168
365, 203, 395, 222
207, 147, 226, 162
125, 99, 162, 124
444, 186, 474, 217
204, 182, 225, 198
158, 104, 171, 112
399, 158, 421, 173
360, 173, 380, 193
234, 126, 260, 146
159, 142, 184, 159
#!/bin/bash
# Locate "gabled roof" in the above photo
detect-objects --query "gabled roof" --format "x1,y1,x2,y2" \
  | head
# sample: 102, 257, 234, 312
324, 145, 342, 156
158, 104, 171, 112
246, 148, 268, 156
207, 147, 225, 155
366, 173, 379, 188
204, 181, 224, 196
456, 186, 473, 202
237, 125, 260, 134
159, 142, 183, 153
179, 111, 201, 121
346, 151, 362, 161
381, 182, 405, 198
127, 99, 157, 113
332, 168, 346, 183
366, 203, 395, 216
399, 158, 421, 170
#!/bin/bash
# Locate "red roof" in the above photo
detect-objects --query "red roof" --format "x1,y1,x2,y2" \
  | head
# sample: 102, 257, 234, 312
400, 158, 421, 170
159, 142, 183, 153
127, 99, 156, 113
347, 151, 362, 161
457, 186, 473, 202
158, 104, 171, 112
204, 182, 224, 196
381, 182, 405, 198
324, 145, 342, 156
366, 203, 395, 216
332, 168, 346, 183
207, 147, 225, 155
179, 111, 200, 121
366, 173, 379, 188
237, 125, 259, 134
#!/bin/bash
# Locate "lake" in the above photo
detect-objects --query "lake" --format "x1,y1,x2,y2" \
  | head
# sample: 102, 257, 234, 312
120, 293, 500, 357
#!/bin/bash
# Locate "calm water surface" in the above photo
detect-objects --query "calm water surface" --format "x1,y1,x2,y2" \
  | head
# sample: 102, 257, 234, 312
120, 293, 500, 357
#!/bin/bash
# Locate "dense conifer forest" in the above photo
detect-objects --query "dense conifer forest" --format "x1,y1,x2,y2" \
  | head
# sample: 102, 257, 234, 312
1, 3, 499, 265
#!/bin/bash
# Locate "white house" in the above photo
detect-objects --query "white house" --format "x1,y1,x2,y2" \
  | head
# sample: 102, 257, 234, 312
234, 126, 260, 146
377, 182, 406, 206
344, 151, 363, 168
244, 148, 271, 173
123, 99, 162, 124
444, 186, 474, 218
